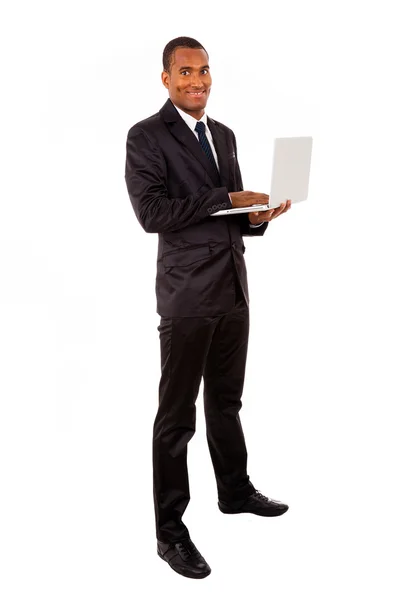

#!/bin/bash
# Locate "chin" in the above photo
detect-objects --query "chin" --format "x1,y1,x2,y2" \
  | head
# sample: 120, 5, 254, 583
190, 98, 207, 108
184, 103, 207, 113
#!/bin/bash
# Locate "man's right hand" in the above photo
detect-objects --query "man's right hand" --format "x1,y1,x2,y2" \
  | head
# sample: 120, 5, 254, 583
229, 191, 269, 208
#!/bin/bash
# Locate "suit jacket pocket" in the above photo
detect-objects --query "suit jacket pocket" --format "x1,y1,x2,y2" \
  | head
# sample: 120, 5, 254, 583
163, 244, 211, 267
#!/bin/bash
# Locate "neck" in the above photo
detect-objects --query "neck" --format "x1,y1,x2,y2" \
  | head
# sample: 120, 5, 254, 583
189, 109, 205, 120
172, 101, 204, 120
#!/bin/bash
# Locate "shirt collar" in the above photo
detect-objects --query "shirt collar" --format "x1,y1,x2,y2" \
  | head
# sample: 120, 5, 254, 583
172, 101, 208, 134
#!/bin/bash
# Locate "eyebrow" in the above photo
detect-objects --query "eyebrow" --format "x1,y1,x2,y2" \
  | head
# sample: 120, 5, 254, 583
178, 65, 210, 71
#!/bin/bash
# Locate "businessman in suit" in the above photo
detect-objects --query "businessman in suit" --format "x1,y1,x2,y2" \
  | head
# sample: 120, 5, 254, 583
125, 37, 291, 579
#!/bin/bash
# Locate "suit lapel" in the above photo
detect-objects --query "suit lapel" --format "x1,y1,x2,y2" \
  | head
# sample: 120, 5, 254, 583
159, 99, 229, 188
207, 117, 229, 189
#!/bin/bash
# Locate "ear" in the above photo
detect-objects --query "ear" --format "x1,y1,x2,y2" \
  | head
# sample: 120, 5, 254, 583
161, 71, 170, 89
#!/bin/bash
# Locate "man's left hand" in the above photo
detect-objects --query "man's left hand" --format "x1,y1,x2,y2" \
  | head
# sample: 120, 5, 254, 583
248, 199, 291, 225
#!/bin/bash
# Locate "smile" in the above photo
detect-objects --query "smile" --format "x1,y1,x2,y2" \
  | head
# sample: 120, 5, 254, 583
187, 91, 205, 96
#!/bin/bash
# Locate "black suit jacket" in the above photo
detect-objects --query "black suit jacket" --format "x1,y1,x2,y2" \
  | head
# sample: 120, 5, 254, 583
125, 98, 269, 317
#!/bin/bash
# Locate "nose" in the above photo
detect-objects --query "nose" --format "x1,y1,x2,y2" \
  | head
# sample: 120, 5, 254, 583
190, 73, 203, 88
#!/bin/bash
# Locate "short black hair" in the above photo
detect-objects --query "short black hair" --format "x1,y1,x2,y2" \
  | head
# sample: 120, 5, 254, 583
162, 36, 208, 73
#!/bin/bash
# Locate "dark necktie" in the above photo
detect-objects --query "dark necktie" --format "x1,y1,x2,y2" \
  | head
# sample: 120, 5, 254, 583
194, 121, 220, 179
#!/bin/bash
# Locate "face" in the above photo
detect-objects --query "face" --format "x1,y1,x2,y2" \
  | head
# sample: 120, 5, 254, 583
162, 47, 212, 119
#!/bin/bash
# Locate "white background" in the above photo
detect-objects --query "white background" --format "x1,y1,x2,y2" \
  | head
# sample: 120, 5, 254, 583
1, 0, 408, 598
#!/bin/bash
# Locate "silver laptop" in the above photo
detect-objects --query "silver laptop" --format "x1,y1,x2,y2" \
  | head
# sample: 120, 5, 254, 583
211, 136, 313, 216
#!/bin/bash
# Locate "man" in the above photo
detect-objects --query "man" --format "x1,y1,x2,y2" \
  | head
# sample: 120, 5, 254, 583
125, 36, 291, 579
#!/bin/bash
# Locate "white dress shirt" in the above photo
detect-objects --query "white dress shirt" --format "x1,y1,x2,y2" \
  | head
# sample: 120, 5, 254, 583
173, 103, 220, 169
172, 102, 263, 228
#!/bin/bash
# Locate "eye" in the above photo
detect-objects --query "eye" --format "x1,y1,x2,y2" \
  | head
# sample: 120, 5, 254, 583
202, 69, 209, 75
181, 70, 189, 76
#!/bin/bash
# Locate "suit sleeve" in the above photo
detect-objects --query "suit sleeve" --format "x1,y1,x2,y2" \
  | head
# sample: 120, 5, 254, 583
231, 132, 269, 238
125, 127, 232, 233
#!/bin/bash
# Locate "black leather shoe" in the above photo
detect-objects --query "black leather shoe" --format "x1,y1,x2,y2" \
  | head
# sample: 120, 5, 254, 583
157, 537, 211, 579
218, 490, 289, 517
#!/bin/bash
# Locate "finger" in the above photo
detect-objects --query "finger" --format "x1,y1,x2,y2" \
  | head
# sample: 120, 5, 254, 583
254, 193, 269, 204
278, 203, 290, 216
271, 206, 285, 218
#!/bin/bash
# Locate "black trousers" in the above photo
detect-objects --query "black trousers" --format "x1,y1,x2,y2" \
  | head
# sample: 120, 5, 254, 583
153, 276, 255, 542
